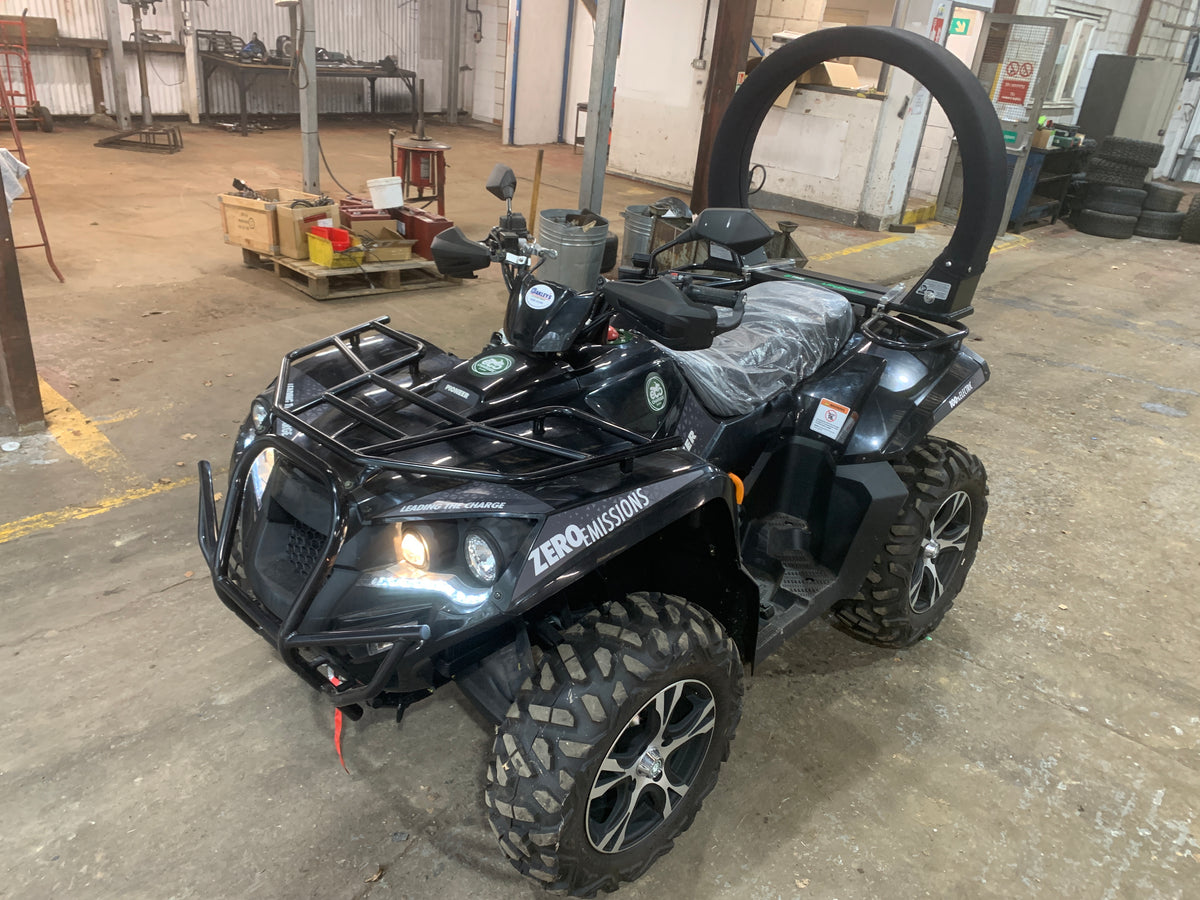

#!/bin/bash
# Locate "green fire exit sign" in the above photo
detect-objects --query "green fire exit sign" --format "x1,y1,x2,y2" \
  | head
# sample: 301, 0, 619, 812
950, 17, 970, 35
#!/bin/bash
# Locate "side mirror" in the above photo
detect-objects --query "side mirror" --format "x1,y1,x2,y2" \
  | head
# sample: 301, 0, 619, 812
687, 208, 774, 255
431, 227, 492, 278
486, 164, 518, 202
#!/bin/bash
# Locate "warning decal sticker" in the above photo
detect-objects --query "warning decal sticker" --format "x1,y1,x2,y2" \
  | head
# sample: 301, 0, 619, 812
811, 398, 851, 440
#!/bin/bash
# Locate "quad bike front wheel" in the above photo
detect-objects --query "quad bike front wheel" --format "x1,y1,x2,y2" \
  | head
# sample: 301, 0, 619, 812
831, 436, 987, 648
485, 592, 743, 896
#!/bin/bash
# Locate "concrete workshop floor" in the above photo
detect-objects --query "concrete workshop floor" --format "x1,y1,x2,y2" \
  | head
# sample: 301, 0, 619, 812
2, 118, 1198, 900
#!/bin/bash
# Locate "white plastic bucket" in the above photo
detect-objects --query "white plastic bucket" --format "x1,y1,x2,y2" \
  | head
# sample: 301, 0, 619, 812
367, 176, 405, 210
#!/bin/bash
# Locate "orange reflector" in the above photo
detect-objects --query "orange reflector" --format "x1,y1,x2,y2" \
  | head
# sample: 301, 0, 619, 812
728, 472, 744, 505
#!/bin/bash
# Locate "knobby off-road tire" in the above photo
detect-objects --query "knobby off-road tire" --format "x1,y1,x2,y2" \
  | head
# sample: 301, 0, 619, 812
486, 593, 743, 896
1096, 136, 1164, 168
1142, 182, 1184, 213
1180, 195, 1200, 244
1075, 208, 1138, 240
831, 437, 987, 648
1085, 157, 1149, 190
1081, 184, 1145, 217
1134, 209, 1185, 240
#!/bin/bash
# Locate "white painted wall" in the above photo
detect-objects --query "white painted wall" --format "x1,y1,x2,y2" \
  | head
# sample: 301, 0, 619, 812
755, 89, 885, 212
502, 0, 571, 145
912, 6, 985, 198
564, 1, 594, 145
606, 0, 715, 189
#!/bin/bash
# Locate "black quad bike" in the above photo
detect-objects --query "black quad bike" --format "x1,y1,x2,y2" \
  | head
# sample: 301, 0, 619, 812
199, 27, 1006, 897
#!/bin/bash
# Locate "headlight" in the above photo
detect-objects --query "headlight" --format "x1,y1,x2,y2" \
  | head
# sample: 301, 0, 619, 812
348, 517, 535, 616
399, 529, 430, 569
464, 530, 500, 584
250, 398, 272, 433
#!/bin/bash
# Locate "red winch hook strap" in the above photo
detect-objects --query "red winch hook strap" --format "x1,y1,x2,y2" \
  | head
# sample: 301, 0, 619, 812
330, 675, 350, 774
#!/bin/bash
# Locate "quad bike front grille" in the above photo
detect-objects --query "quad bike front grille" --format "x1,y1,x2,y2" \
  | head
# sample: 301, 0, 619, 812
286, 520, 328, 579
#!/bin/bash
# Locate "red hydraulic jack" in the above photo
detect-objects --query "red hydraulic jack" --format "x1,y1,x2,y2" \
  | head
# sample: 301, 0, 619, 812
389, 79, 450, 216
0, 56, 62, 282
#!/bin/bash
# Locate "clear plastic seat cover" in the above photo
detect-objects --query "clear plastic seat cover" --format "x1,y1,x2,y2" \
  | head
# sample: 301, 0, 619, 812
662, 281, 854, 418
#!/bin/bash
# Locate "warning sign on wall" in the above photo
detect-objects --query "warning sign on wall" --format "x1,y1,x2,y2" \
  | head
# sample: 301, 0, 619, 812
997, 78, 1030, 106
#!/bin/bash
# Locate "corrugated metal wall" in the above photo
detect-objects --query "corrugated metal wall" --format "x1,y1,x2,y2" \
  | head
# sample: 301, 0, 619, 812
17, 0, 422, 117
14, 0, 107, 39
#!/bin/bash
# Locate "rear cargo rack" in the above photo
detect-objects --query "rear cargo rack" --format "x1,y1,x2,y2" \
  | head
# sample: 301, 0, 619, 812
267, 317, 680, 483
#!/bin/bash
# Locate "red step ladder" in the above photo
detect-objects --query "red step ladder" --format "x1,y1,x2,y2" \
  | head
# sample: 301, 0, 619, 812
0, 17, 62, 282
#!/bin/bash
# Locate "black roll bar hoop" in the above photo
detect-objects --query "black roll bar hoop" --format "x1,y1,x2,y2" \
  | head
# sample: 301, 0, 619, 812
708, 26, 1007, 320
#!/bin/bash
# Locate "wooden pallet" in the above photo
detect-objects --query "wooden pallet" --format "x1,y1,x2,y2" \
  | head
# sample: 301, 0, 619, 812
241, 248, 457, 300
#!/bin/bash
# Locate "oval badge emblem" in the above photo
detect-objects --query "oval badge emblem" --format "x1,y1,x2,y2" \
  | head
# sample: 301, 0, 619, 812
524, 283, 556, 310
470, 354, 515, 377
645, 373, 667, 412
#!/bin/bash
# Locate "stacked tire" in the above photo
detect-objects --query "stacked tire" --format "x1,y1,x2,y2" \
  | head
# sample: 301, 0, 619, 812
1134, 182, 1186, 240
1075, 137, 1163, 240
1181, 195, 1200, 244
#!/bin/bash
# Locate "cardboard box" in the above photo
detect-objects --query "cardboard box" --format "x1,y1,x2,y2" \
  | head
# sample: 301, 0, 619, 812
1031, 129, 1054, 150
800, 61, 865, 89
276, 194, 336, 259
219, 192, 281, 256
219, 188, 334, 258
771, 60, 867, 108
361, 227, 416, 262
347, 214, 403, 240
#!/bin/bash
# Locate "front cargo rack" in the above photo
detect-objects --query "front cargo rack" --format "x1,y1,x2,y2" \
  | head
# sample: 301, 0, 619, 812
265, 317, 680, 483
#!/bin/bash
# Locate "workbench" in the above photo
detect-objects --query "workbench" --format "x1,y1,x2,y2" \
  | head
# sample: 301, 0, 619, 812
1006, 146, 1088, 233
200, 53, 418, 135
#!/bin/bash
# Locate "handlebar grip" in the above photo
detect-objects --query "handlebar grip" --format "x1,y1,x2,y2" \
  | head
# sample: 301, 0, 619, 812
687, 283, 741, 308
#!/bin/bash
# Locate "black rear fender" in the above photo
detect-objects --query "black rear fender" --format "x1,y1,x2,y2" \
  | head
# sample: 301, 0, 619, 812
844, 344, 988, 461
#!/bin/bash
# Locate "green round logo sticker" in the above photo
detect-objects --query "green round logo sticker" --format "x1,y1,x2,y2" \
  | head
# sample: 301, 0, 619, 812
470, 354, 514, 377
645, 373, 667, 412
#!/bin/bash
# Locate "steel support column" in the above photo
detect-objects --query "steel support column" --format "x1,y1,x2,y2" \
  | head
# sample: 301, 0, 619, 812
690, 0, 757, 211
102, 0, 132, 130
447, 0, 463, 125
298, 0, 320, 193
579, 0, 625, 212
0, 199, 44, 435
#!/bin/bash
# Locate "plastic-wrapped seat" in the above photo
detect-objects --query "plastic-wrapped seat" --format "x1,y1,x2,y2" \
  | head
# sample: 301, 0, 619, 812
662, 281, 854, 418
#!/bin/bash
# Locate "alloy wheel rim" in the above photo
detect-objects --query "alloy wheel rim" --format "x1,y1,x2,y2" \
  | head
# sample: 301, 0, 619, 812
586, 678, 716, 854
909, 489, 972, 614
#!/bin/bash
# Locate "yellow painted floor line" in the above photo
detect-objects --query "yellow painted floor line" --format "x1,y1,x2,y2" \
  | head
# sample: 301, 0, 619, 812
0, 476, 197, 545
990, 233, 1033, 256
39, 380, 140, 487
808, 234, 907, 263
807, 223, 934, 264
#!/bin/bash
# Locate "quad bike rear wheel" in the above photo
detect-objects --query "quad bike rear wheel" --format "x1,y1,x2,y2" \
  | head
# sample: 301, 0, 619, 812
485, 593, 742, 896
831, 437, 987, 648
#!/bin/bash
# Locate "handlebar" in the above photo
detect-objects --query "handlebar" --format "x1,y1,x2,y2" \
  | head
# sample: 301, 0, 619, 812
686, 282, 741, 308
492, 235, 558, 264
524, 241, 558, 260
